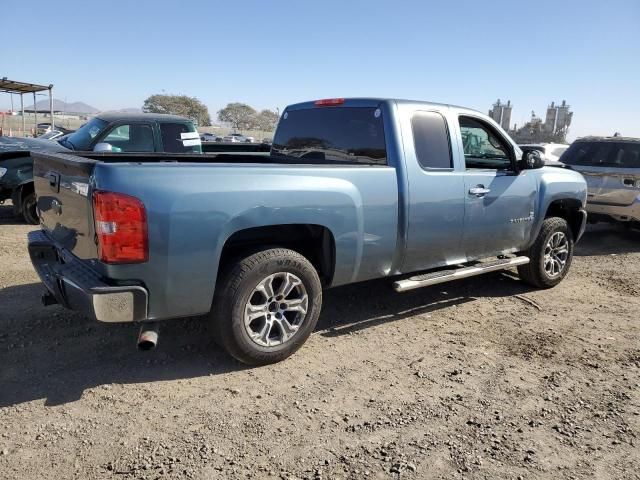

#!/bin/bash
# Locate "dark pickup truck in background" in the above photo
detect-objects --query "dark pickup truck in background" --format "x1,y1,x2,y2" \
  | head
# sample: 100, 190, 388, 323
0, 112, 202, 223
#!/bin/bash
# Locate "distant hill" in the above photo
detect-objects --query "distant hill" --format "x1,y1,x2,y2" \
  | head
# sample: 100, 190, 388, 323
33, 99, 99, 114
102, 107, 142, 114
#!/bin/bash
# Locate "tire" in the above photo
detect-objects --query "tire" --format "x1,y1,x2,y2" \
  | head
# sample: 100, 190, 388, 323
212, 248, 322, 365
21, 190, 39, 225
518, 216, 574, 288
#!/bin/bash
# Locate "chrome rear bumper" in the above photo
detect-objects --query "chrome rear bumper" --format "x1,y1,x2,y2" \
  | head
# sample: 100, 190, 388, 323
28, 230, 148, 322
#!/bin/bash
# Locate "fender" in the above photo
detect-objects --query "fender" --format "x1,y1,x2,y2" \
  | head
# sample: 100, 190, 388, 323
527, 167, 588, 248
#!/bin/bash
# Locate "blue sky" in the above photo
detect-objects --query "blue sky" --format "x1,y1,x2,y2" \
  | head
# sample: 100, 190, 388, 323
2, 0, 639, 139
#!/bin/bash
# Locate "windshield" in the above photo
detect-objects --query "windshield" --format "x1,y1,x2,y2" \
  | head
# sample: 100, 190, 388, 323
61, 117, 108, 150
561, 141, 640, 168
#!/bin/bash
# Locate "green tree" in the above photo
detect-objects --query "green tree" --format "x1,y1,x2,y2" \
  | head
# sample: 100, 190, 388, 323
143, 94, 211, 126
254, 109, 280, 132
217, 103, 257, 132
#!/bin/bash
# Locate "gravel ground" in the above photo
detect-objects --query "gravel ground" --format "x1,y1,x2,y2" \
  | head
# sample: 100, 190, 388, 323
1, 202, 639, 480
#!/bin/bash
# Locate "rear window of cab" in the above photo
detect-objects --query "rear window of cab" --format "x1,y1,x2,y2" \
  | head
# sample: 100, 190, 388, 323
272, 107, 387, 165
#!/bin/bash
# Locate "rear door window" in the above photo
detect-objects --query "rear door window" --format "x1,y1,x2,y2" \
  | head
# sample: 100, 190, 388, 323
561, 141, 640, 168
411, 111, 452, 169
272, 107, 387, 165
160, 123, 202, 153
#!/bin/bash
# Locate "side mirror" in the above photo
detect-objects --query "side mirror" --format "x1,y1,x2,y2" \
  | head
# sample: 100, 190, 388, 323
93, 142, 113, 152
520, 150, 544, 170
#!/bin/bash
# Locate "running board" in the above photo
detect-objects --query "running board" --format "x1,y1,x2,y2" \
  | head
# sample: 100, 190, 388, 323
393, 256, 530, 293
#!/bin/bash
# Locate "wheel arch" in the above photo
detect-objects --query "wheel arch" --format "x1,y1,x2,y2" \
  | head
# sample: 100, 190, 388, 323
544, 198, 584, 240
217, 224, 337, 287
10, 180, 35, 211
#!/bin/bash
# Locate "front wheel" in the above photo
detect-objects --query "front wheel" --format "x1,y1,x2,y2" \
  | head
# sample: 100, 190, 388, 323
518, 216, 574, 288
212, 248, 322, 365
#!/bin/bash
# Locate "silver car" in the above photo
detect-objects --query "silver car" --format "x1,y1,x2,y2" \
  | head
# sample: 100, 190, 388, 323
560, 137, 640, 223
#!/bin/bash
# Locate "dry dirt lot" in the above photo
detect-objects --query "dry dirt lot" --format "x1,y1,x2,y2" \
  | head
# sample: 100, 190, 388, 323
0, 202, 638, 480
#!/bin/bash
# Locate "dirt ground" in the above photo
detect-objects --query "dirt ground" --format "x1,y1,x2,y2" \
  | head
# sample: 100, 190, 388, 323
0, 201, 638, 480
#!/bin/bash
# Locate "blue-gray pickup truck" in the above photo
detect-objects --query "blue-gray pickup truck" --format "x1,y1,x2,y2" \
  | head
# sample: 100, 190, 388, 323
28, 98, 588, 365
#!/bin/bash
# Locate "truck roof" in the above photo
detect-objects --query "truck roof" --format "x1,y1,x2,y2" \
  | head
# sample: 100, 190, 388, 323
285, 97, 480, 114
575, 136, 640, 143
95, 112, 192, 122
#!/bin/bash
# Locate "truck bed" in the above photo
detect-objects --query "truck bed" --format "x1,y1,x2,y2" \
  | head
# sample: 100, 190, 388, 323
31, 150, 398, 320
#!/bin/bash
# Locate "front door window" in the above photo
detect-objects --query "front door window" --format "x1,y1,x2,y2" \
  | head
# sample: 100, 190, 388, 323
459, 117, 512, 170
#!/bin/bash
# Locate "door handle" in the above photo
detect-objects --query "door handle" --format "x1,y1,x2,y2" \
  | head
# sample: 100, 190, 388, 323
47, 172, 60, 193
469, 185, 491, 197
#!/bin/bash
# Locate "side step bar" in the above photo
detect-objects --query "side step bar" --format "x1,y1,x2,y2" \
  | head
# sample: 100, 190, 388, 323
393, 256, 530, 293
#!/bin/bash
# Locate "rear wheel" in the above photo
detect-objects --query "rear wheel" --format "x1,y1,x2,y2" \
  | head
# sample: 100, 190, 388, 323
518, 216, 574, 288
21, 190, 38, 225
212, 248, 322, 365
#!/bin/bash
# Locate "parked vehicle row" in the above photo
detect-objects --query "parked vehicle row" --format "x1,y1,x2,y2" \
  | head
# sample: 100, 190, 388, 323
222, 133, 255, 143
27, 97, 587, 365
200, 132, 261, 143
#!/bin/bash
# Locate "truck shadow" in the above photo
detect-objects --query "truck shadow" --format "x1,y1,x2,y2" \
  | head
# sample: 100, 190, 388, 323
575, 224, 640, 256
318, 271, 532, 337
0, 272, 535, 408
0, 203, 23, 225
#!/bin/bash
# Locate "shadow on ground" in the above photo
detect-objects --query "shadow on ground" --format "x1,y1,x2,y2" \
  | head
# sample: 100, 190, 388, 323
576, 223, 640, 256
2, 222, 634, 408
0, 203, 25, 226
0, 270, 535, 408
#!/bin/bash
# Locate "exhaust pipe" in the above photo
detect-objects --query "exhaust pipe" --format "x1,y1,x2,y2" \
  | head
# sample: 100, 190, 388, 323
137, 322, 159, 351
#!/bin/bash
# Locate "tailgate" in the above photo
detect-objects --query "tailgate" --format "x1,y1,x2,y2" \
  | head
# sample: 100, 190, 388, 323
32, 151, 98, 259
574, 166, 640, 206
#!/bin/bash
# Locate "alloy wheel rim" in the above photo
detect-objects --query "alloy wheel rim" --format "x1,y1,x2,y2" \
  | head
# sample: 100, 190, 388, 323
544, 231, 569, 278
244, 272, 309, 347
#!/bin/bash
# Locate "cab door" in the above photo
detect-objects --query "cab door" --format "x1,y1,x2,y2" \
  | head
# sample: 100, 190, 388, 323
402, 109, 467, 272
457, 115, 536, 259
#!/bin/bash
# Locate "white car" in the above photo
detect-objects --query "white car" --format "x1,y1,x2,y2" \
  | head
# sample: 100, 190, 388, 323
222, 133, 254, 143
200, 132, 222, 142
222, 133, 244, 142
519, 143, 570, 166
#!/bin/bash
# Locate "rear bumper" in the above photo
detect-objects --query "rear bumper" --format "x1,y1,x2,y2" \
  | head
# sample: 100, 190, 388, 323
586, 196, 640, 222
28, 230, 148, 322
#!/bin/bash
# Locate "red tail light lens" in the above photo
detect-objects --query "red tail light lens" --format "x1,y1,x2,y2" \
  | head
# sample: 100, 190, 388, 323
93, 191, 148, 264
314, 98, 345, 106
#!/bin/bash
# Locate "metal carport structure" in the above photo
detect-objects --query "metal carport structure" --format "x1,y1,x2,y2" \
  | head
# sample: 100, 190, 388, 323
0, 77, 54, 136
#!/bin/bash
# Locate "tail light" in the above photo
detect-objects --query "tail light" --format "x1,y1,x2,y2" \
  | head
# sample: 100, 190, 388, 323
314, 98, 345, 106
93, 191, 148, 264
